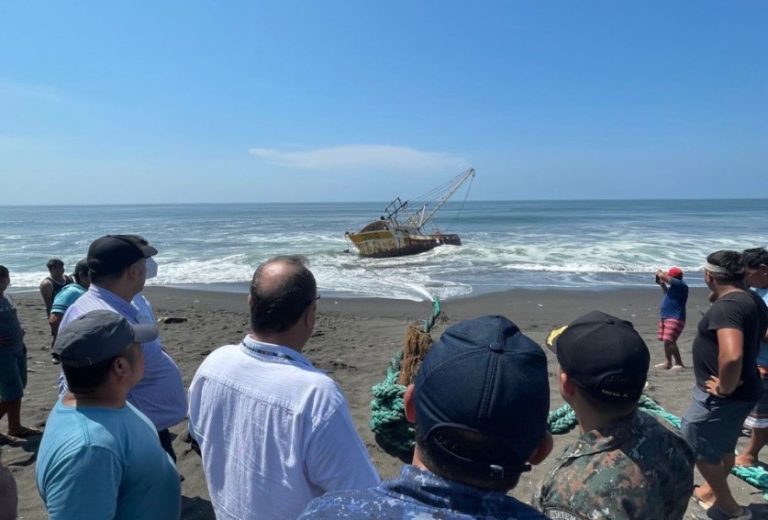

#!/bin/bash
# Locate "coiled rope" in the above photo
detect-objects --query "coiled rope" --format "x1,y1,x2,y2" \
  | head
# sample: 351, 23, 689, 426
370, 296, 441, 462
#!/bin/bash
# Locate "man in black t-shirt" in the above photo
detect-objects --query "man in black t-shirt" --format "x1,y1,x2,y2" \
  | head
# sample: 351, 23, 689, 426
681, 250, 768, 520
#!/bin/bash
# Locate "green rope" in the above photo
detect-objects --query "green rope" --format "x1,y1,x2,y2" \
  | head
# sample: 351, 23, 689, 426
422, 298, 441, 333
547, 395, 768, 501
370, 296, 442, 461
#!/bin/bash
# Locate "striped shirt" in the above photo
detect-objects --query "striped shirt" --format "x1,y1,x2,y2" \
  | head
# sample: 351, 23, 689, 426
59, 285, 186, 430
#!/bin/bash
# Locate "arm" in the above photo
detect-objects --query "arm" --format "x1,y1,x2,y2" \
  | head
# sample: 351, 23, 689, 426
705, 328, 744, 396
39, 280, 53, 314
39, 447, 122, 520
655, 270, 668, 294
48, 312, 63, 336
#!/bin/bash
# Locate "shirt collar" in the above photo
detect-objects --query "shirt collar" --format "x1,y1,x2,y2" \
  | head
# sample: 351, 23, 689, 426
387, 465, 521, 511
566, 411, 638, 458
89, 285, 139, 322
240, 335, 313, 368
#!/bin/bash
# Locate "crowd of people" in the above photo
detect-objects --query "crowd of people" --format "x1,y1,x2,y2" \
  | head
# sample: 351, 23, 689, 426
0, 238, 766, 519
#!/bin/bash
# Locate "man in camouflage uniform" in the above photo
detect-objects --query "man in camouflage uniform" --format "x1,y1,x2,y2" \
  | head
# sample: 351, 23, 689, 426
536, 311, 694, 520
299, 315, 554, 519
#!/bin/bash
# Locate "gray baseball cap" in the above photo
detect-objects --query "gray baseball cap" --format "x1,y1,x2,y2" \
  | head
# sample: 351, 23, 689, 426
53, 310, 158, 367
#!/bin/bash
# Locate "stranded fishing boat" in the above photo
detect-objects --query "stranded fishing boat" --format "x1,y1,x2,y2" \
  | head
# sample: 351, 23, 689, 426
345, 168, 475, 258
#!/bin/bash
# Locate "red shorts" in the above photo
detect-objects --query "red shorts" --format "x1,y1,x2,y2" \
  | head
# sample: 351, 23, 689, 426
658, 318, 685, 343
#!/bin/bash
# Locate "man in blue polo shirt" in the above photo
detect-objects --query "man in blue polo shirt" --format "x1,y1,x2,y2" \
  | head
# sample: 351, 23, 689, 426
299, 315, 553, 519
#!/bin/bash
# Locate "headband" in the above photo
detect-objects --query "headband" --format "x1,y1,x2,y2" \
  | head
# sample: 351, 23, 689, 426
703, 262, 744, 275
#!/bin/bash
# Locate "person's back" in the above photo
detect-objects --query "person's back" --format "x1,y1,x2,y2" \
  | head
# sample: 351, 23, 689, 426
300, 315, 553, 520
189, 342, 375, 519
36, 310, 180, 520
188, 256, 378, 519
537, 410, 693, 519
37, 400, 180, 519
301, 464, 546, 520
58, 236, 186, 457
537, 311, 694, 520
660, 274, 689, 320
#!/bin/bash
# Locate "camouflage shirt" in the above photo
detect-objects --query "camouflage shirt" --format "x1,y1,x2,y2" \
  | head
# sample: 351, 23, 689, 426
299, 464, 547, 519
535, 410, 694, 520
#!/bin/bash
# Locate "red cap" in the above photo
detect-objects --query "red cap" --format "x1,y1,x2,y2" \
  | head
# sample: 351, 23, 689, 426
667, 266, 683, 279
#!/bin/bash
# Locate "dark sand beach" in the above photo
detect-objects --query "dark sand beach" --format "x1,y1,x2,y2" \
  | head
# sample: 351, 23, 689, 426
3, 286, 766, 519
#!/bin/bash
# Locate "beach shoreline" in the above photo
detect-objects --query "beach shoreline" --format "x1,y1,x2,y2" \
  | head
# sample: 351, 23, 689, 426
4, 285, 765, 518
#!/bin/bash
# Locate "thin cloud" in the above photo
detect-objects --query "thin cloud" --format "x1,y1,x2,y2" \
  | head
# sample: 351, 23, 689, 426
248, 144, 468, 173
0, 80, 61, 103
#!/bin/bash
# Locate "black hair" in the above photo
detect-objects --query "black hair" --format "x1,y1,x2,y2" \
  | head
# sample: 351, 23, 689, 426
707, 250, 745, 283
62, 344, 138, 394
742, 247, 768, 269
0, 265, 8, 278
416, 426, 526, 491
249, 255, 317, 334
47, 258, 64, 270
63, 356, 117, 394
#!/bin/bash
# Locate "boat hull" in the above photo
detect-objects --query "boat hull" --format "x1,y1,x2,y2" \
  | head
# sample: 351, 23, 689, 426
347, 228, 461, 258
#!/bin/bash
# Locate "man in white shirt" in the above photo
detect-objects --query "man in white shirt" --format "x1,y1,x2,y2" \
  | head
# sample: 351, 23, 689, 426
188, 255, 379, 520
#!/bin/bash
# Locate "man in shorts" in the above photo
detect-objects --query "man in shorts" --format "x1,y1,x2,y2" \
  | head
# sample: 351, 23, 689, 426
0, 265, 41, 442
682, 250, 767, 519
735, 247, 768, 468
655, 266, 688, 370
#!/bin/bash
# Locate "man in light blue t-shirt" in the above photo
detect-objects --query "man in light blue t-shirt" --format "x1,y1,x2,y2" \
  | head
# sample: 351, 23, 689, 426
36, 310, 180, 520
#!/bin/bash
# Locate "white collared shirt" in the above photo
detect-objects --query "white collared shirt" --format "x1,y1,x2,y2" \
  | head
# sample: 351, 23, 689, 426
188, 336, 379, 520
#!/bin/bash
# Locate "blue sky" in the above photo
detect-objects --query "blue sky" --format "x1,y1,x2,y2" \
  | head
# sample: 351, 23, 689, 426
1, 1, 766, 204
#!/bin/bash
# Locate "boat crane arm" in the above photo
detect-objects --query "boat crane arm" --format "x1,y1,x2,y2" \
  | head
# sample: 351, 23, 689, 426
408, 168, 475, 229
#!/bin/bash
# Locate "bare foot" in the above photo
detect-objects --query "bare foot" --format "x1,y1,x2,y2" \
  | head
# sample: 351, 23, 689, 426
735, 453, 757, 467
692, 486, 716, 511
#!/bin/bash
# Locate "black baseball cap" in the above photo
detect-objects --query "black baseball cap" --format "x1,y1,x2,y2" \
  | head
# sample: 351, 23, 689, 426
53, 310, 158, 367
550, 311, 649, 404
414, 315, 550, 478
87, 235, 157, 277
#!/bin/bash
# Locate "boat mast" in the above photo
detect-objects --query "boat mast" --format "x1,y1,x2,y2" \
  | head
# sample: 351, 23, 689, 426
406, 168, 475, 229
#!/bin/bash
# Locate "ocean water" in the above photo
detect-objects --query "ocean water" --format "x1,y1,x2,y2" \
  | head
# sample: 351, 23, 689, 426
0, 200, 764, 301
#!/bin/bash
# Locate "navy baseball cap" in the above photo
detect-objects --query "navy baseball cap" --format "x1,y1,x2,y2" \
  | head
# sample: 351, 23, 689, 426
414, 315, 550, 477
88, 235, 157, 277
53, 310, 158, 367
549, 311, 649, 404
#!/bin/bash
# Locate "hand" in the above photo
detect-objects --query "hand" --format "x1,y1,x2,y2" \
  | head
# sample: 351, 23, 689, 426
705, 376, 724, 397
706, 375, 740, 397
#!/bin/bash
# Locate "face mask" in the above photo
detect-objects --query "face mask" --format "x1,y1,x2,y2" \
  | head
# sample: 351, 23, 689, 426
145, 257, 158, 279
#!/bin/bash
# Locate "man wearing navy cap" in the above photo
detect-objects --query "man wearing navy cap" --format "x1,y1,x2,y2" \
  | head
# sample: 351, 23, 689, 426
536, 311, 694, 520
299, 315, 554, 519
58, 235, 186, 462
36, 310, 180, 519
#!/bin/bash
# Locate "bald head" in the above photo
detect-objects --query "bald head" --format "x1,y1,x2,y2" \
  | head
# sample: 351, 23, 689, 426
249, 256, 317, 334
